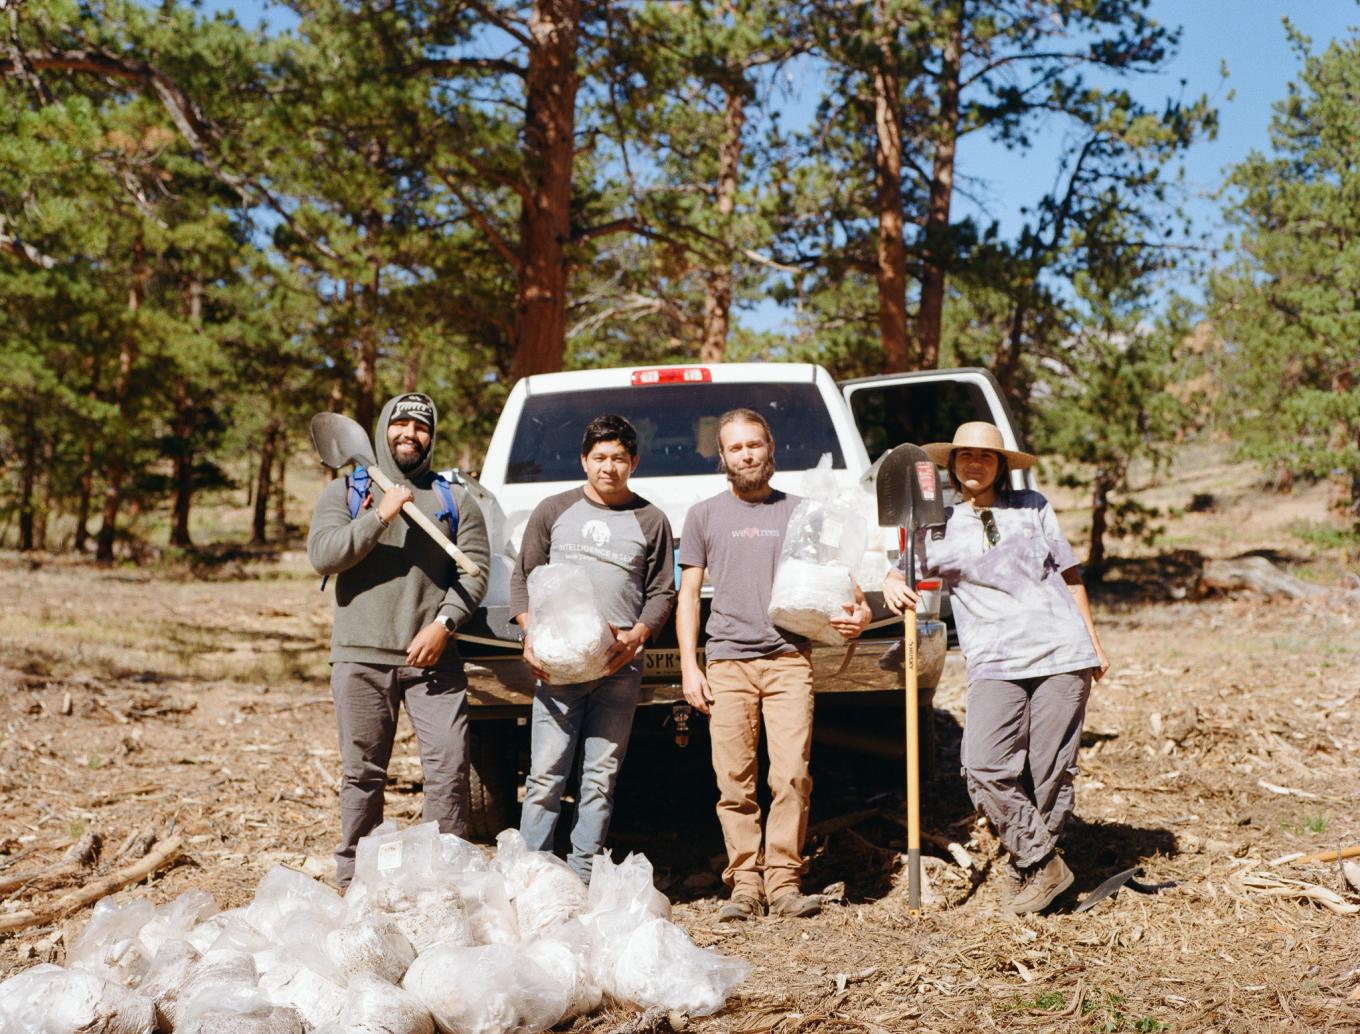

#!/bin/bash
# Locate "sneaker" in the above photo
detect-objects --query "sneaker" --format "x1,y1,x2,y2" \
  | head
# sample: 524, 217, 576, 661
1006, 852, 1074, 915
717, 894, 765, 922
768, 891, 822, 918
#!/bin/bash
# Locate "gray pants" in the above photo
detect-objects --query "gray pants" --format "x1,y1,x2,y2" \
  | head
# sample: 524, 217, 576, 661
331, 661, 470, 887
962, 670, 1092, 868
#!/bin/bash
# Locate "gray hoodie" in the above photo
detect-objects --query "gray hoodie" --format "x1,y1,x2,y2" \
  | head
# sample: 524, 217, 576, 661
307, 394, 491, 668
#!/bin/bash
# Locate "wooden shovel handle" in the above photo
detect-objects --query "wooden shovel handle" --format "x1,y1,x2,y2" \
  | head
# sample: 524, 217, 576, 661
905, 608, 921, 912
367, 466, 482, 578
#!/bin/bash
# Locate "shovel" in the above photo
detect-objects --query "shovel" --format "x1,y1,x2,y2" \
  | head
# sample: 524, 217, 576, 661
309, 412, 481, 578
875, 443, 947, 911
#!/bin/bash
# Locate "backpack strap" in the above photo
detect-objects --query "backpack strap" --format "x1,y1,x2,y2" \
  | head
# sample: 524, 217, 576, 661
432, 473, 460, 544
320, 467, 374, 591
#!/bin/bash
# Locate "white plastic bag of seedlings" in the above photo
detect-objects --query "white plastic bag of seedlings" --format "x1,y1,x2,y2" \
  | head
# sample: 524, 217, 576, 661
246, 866, 346, 948
450, 869, 521, 946
492, 829, 587, 940
768, 485, 867, 644
67, 895, 157, 987
585, 852, 671, 921
525, 563, 614, 685
402, 943, 568, 1034
522, 919, 601, 1022
348, 823, 473, 953
139, 888, 219, 958
139, 937, 202, 1029
313, 972, 436, 1034
325, 915, 417, 983
256, 953, 346, 1029
0, 964, 157, 1034
605, 913, 751, 1018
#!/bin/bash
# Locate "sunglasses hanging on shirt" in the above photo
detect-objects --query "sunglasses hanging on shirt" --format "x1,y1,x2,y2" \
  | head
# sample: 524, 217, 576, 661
979, 508, 1001, 547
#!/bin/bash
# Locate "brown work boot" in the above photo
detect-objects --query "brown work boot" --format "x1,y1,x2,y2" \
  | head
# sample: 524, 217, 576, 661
997, 857, 1024, 909
717, 893, 765, 922
768, 891, 822, 918
1006, 851, 1074, 915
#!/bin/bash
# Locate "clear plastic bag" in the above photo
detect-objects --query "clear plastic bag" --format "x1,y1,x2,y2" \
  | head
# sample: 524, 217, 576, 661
526, 563, 614, 685
586, 852, 671, 921
139, 888, 219, 958
348, 823, 474, 953
246, 866, 346, 945
139, 937, 202, 1029
67, 895, 157, 987
325, 916, 417, 983
451, 869, 521, 946
402, 943, 568, 1034
493, 830, 587, 940
257, 956, 346, 1029
768, 473, 868, 644
607, 915, 750, 1017
0, 965, 156, 1034
522, 919, 601, 1021
314, 972, 436, 1034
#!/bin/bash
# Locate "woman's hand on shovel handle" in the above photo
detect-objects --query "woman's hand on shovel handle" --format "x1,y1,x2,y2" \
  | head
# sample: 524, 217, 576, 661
883, 570, 920, 615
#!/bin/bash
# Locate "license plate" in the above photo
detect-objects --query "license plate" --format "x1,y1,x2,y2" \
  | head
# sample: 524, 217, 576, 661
643, 648, 700, 678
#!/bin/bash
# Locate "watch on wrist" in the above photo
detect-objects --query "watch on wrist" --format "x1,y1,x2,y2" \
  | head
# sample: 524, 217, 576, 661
436, 614, 456, 633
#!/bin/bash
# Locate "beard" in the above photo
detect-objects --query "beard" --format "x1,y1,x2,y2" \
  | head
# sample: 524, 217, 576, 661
394, 441, 429, 473
723, 455, 775, 493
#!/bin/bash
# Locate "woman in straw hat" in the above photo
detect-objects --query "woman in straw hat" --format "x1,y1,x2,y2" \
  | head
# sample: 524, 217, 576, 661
883, 421, 1108, 915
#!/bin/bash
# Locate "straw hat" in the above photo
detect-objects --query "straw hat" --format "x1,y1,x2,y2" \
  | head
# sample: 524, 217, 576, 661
922, 421, 1037, 470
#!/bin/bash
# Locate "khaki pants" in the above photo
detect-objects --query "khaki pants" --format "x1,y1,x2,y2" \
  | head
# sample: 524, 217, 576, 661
707, 650, 814, 901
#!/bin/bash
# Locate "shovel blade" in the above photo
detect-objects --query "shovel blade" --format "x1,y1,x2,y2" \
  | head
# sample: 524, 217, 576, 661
875, 443, 947, 530
310, 412, 378, 471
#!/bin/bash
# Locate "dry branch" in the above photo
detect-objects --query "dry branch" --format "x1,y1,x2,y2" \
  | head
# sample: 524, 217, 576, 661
0, 832, 100, 895
1292, 845, 1360, 865
0, 835, 183, 934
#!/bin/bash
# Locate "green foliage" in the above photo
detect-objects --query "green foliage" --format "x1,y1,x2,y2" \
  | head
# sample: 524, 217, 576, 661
1211, 25, 1360, 532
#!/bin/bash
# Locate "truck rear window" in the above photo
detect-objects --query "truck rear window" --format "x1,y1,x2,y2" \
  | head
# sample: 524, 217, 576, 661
849, 380, 996, 462
506, 383, 846, 483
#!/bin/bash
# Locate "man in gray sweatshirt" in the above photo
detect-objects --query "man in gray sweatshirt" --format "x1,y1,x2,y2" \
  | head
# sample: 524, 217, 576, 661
308, 392, 490, 888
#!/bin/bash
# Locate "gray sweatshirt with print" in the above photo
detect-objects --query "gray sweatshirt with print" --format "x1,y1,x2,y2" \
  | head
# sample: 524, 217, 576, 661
307, 395, 490, 668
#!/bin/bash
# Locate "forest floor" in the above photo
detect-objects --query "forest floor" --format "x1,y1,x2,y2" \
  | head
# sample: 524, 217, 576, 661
1, 449, 1358, 1032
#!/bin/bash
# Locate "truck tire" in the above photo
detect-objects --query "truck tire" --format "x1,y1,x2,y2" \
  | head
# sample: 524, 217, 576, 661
467, 719, 519, 841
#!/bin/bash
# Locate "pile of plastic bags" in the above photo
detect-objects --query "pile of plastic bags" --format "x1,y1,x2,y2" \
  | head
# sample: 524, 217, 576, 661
768, 460, 870, 644
0, 825, 750, 1034
526, 563, 614, 684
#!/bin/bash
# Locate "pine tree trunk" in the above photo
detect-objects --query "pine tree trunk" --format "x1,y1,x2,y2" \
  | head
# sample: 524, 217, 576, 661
96, 249, 143, 563
170, 378, 194, 548
403, 344, 424, 392
251, 422, 277, 545
511, 0, 581, 380
916, 11, 962, 371
273, 435, 288, 543
34, 436, 53, 551
74, 438, 93, 554
873, 56, 909, 373
700, 80, 745, 364
1086, 471, 1114, 583
17, 403, 36, 551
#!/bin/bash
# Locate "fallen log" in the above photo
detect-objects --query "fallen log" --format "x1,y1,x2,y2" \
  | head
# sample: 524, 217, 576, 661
1200, 556, 1322, 599
0, 834, 183, 934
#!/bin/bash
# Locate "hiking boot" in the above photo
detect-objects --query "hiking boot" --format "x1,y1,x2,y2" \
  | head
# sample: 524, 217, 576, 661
1006, 851, 1074, 915
997, 858, 1024, 908
768, 891, 822, 918
717, 894, 765, 922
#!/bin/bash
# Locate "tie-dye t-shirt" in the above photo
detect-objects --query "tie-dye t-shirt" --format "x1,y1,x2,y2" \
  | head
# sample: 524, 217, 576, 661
898, 489, 1098, 683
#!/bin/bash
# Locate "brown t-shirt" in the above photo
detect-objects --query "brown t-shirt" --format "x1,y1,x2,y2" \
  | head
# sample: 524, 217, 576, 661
678, 489, 807, 661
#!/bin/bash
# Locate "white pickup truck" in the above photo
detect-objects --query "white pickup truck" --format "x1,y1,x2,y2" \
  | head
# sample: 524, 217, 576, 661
452, 362, 1032, 834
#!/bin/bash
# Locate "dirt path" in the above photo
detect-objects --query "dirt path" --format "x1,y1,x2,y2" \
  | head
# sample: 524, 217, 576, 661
2, 554, 1358, 1031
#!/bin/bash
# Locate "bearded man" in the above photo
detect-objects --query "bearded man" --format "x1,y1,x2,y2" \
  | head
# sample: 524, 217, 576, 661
677, 408, 870, 921
307, 392, 490, 889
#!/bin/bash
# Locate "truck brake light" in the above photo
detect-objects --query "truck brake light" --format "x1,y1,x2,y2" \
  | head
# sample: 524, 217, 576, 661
916, 580, 941, 590
631, 367, 712, 386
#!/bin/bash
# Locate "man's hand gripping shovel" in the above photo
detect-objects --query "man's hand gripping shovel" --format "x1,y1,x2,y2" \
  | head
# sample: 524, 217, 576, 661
309, 412, 481, 578
875, 443, 947, 912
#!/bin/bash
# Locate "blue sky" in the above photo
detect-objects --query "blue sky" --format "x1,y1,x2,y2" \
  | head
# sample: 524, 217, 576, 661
202, 0, 1358, 328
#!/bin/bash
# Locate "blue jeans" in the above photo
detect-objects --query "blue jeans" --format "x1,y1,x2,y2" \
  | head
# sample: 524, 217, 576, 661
519, 663, 641, 881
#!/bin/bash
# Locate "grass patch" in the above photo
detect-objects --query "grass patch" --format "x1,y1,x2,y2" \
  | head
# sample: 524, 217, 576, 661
1288, 519, 1360, 553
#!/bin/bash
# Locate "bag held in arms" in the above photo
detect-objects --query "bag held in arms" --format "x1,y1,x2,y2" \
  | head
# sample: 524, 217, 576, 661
768, 492, 868, 645
526, 563, 614, 685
